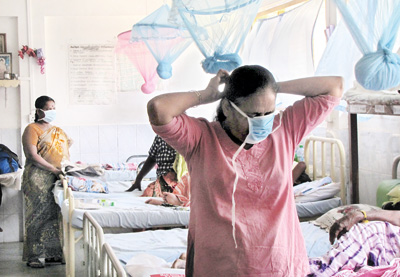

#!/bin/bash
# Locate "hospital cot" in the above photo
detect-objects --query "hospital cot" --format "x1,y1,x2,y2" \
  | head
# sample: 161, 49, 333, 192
296, 135, 347, 220
56, 156, 188, 277
63, 135, 346, 276
83, 211, 331, 277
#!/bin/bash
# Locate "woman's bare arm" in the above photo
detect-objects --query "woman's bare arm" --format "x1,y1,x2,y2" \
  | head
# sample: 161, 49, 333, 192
329, 209, 400, 244
278, 76, 344, 98
147, 70, 229, 126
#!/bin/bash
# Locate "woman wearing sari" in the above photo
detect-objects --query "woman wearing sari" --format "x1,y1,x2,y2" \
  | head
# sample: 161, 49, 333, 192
22, 96, 72, 268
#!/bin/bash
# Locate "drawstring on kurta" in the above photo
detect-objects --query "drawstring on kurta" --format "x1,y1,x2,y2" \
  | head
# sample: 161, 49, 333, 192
230, 111, 282, 249
231, 141, 246, 249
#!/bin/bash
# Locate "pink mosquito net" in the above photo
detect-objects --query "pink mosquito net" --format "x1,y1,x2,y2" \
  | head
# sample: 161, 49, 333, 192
115, 30, 159, 94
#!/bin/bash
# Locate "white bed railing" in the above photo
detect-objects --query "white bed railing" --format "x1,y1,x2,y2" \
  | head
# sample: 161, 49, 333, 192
66, 186, 84, 277
83, 212, 105, 277
101, 242, 127, 277
304, 136, 347, 205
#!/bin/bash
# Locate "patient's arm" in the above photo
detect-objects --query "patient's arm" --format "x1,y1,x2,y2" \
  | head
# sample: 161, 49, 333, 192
329, 209, 400, 244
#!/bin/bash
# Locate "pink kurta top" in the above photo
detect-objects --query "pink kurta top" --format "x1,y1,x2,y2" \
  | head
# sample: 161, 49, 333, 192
152, 95, 340, 276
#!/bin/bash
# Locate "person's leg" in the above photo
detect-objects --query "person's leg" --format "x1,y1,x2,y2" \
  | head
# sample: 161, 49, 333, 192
292, 162, 306, 184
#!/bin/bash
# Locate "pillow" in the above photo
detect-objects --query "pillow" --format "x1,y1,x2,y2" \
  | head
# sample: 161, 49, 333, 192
295, 182, 341, 203
102, 162, 137, 171
67, 176, 109, 193
313, 204, 381, 231
125, 253, 185, 277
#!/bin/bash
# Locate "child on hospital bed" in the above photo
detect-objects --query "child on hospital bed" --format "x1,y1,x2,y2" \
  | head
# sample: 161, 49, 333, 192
126, 135, 190, 207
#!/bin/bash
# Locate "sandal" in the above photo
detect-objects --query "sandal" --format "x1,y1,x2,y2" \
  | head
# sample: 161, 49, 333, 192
27, 259, 45, 268
45, 257, 65, 264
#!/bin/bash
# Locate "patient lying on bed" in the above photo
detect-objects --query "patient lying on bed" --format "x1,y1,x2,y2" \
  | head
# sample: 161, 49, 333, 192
310, 209, 400, 276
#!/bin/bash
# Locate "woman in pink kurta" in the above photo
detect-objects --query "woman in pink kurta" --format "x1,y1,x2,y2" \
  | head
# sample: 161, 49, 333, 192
148, 65, 343, 276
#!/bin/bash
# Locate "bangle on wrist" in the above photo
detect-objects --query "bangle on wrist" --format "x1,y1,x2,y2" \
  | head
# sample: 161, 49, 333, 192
192, 90, 202, 106
360, 210, 369, 223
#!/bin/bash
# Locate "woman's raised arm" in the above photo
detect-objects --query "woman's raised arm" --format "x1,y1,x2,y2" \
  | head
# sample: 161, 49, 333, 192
147, 69, 229, 126
278, 76, 344, 98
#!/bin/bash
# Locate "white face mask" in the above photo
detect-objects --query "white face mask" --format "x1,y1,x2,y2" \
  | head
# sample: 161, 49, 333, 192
228, 101, 282, 248
41, 109, 57, 123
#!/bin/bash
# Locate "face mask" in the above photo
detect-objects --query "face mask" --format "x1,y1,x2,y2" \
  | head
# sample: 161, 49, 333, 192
40, 109, 57, 123
228, 100, 282, 248
229, 101, 281, 144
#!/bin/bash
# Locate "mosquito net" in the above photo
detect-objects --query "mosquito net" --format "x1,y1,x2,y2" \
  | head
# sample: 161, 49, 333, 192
115, 31, 158, 94
173, 0, 262, 74
131, 4, 193, 80
333, 0, 400, 90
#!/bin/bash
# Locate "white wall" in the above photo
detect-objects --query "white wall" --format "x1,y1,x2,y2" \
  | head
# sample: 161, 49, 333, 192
0, 0, 399, 242
0, 0, 222, 242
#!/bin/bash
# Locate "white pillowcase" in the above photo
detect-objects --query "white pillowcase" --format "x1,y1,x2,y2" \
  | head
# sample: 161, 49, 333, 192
295, 182, 341, 203
125, 253, 185, 277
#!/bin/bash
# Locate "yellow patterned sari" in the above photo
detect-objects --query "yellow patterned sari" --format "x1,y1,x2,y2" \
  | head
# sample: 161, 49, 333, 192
37, 126, 70, 168
22, 125, 71, 263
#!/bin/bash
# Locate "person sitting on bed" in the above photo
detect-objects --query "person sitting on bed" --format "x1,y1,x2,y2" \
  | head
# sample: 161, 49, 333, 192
126, 135, 190, 207
293, 161, 312, 185
308, 208, 400, 276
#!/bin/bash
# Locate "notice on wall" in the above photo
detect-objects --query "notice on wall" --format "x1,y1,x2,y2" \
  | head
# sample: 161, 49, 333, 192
68, 45, 115, 105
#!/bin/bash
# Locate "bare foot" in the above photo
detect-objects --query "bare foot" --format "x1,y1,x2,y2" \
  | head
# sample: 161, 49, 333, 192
171, 258, 186, 269
145, 199, 163, 205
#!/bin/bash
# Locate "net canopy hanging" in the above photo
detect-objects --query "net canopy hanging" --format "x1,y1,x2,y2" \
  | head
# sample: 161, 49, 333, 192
115, 30, 159, 94
173, 0, 262, 74
333, 0, 400, 91
131, 4, 193, 80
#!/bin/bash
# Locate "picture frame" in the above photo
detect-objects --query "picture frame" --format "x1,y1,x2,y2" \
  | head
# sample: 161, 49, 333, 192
0, 34, 6, 53
0, 53, 12, 79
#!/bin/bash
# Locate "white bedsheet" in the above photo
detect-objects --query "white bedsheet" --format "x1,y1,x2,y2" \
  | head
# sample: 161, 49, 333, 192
105, 222, 330, 270
54, 177, 189, 229
301, 222, 331, 258
61, 194, 190, 229
53, 179, 145, 206
105, 228, 188, 264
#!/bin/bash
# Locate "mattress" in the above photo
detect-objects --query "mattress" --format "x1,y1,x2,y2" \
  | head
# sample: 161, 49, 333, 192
296, 197, 342, 218
105, 222, 330, 265
61, 193, 190, 229
55, 175, 189, 229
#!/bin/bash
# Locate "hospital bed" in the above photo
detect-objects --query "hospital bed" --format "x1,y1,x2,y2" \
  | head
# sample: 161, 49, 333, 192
296, 135, 347, 220
56, 156, 189, 277
82, 211, 330, 277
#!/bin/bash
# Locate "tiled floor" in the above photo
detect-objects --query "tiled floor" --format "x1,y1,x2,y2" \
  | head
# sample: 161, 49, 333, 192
0, 241, 85, 277
0, 241, 66, 276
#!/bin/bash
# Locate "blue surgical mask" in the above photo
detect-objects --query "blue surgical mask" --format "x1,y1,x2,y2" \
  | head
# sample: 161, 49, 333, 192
229, 101, 281, 144
41, 109, 57, 123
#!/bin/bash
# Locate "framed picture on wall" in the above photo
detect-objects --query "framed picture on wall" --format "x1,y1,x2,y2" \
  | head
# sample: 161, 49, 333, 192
0, 53, 12, 79
0, 34, 6, 53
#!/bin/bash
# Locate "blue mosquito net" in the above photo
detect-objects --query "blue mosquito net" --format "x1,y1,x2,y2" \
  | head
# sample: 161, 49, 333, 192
334, 0, 400, 91
173, 0, 262, 74
131, 4, 193, 80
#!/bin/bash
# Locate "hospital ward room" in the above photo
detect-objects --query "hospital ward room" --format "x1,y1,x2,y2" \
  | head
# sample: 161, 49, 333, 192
1, 0, 400, 276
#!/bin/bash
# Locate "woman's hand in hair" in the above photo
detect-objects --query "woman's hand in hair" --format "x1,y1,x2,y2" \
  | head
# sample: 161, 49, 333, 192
201, 69, 230, 104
